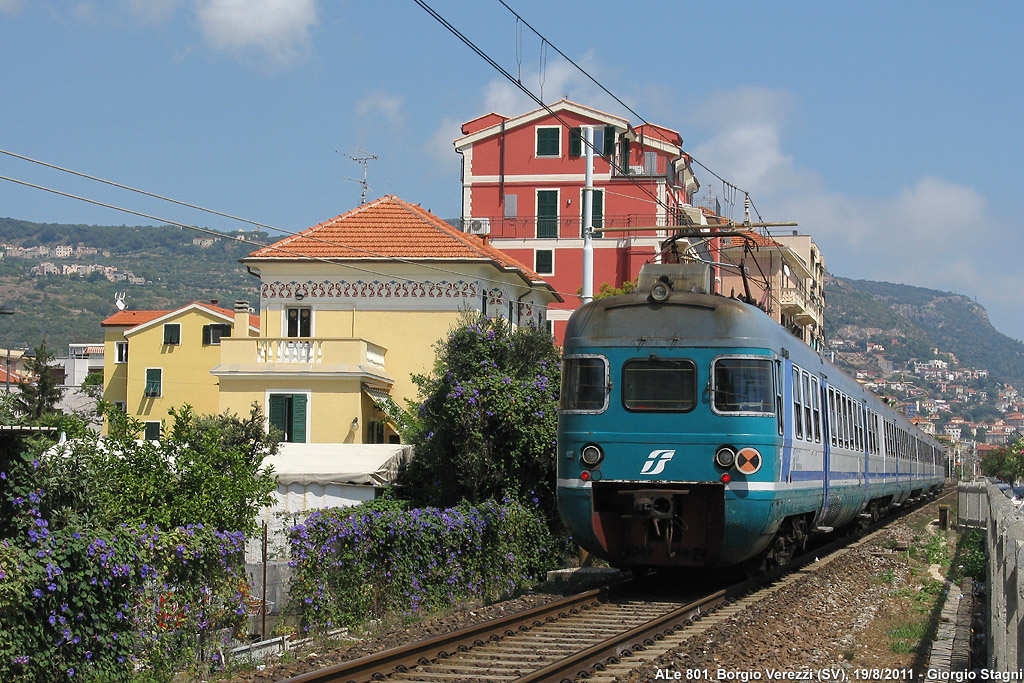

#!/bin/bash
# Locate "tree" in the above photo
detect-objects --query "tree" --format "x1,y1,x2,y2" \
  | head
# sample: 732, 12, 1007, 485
978, 437, 1024, 482
398, 315, 561, 524
40, 403, 279, 534
14, 340, 65, 420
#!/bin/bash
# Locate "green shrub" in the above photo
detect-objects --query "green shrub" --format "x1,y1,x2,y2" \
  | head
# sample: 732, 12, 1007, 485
286, 498, 557, 633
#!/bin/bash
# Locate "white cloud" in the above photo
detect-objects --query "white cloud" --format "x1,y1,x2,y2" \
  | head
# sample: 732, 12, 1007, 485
355, 92, 406, 129
685, 85, 1024, 339
195, 0, 317, 67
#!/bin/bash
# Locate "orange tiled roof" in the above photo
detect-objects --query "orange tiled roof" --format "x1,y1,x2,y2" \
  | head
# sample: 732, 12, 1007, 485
0, 367, 25, 384
101, 302, 260, 329
246, 195, 559, 298
718, 230, 783, 249
101, 309, 170, 327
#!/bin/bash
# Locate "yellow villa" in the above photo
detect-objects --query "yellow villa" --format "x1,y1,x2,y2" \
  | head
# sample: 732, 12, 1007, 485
213, 194, 561, 445
100, 301, 260, 438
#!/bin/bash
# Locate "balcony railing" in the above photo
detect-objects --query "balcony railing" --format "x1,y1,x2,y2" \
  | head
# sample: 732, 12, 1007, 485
219, 337, 387, 368
462, 213, 685, 240
779, 287, 816, 325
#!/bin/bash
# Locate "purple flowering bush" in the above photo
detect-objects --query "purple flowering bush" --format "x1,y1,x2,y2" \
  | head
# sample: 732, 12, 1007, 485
1, 432, 251, 681
399, 315, 561, 525
286, 497, 555, 632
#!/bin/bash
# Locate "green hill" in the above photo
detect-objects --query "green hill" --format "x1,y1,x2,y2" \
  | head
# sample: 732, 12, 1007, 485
0, 218, 266, 351
3, 218, 1022, 395
825, 275, 1024, 388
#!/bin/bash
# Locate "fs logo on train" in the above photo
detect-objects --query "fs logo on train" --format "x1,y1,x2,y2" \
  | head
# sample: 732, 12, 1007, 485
641, 449, 676, 475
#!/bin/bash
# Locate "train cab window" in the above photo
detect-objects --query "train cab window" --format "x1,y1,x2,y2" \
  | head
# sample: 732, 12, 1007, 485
561, 355, 608, 412
713, 357, 774, 415
622, 358, 697, 412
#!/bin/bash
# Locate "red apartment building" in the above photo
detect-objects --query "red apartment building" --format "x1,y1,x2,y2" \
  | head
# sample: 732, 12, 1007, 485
455, 99, 704, 341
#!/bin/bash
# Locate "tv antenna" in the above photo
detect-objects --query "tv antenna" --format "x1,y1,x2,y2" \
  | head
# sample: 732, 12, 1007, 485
338, 150, 377, 204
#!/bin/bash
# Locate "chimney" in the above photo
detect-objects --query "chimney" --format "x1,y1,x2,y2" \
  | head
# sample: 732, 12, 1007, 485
210, 299, 219, 307
234, 301, 250, 335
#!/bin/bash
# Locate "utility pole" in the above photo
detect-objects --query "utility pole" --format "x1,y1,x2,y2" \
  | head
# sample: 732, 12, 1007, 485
581, 126, 594, 304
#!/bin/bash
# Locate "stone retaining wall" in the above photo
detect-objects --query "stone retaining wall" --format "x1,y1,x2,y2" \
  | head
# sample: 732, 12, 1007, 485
957, 481, 1024, 670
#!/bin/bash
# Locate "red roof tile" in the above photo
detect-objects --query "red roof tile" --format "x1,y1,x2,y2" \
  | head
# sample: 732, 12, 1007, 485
246, 195, 559, 298
101, 309, 169, 327
101, 302, 260, 330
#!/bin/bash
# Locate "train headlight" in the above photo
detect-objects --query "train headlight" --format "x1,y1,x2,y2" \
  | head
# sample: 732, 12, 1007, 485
714, 446, 737, 469
580, 443, 604, 467
649, 279, 671, 302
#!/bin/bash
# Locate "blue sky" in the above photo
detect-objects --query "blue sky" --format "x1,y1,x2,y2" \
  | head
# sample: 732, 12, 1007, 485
2, 1, 1023, 342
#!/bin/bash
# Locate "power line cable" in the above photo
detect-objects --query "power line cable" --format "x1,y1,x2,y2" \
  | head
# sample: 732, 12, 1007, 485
0, 173, 575, 307
492, 0, 757, 225
413, 0, 675, 219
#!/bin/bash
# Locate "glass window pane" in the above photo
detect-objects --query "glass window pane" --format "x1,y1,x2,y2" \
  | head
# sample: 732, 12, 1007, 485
715, 358, 774, 414
561, 357, 606, 412
623, 358, 696, 412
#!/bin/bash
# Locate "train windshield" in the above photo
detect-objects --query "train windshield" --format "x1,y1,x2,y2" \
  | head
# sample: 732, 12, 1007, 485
713, 357, 775, 414
622, 358, 697, 412
561, 356, 608, 412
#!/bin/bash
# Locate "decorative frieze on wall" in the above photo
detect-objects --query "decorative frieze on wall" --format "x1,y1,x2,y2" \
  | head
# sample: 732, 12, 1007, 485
260, 278, 545, 324
261, 279, 481, 301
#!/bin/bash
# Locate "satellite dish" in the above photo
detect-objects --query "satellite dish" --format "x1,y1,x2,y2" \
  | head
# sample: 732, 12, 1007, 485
114, 292, 126, 311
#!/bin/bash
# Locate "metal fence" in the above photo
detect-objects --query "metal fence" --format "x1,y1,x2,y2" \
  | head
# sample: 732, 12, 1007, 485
957, 480, 1024, 670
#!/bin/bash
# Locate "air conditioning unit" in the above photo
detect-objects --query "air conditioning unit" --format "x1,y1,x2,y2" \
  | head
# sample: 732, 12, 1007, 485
466, 217, 491, 235
629, 165, 645, 175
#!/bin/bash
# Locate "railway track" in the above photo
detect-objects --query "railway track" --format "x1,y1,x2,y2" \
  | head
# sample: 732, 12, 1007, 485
279, 491, 950, 683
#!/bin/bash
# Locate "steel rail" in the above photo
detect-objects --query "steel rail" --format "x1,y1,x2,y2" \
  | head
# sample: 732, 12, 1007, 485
279, 581, 629, 683
278, 489, 952, 683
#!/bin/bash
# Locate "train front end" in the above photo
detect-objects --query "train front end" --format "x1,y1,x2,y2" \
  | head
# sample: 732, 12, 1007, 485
556, 265, 786, 570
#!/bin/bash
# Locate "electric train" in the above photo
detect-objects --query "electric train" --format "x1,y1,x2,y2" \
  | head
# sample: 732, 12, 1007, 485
556, 261, 946, 572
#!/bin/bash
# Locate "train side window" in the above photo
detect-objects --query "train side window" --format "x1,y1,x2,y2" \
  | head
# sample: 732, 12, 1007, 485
856, 404, 864, 452
828, 388, 837, 447
561, 355, 608, 413
810, 377, 821, 443
802, 372, 813, 442
775, 361, 784, 436
712, 357, 775, 415
792, 367, 803, 439
843, 396, 851, 449
622, 357, 696, 412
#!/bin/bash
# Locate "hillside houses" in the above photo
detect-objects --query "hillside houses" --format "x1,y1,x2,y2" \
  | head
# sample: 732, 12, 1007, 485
832, 335, 1021, 455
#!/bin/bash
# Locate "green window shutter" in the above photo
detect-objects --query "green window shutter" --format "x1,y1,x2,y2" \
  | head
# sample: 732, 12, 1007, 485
535, 249, 553, 275
569, 127, 582, 157
202, 325, 212, 345
580, 191, 604, 236
536, 128, 559, 156
268, 394, 286, 437
163, 324, 180, 345
603, 126, 615, 156
290, 394, 307, 443
536, 190, 558, 238
144, 368, 161, 397
144, 422, 161, 440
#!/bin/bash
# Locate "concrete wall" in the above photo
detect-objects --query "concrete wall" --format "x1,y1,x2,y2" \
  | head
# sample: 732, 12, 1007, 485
957, 481, 1024, 670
